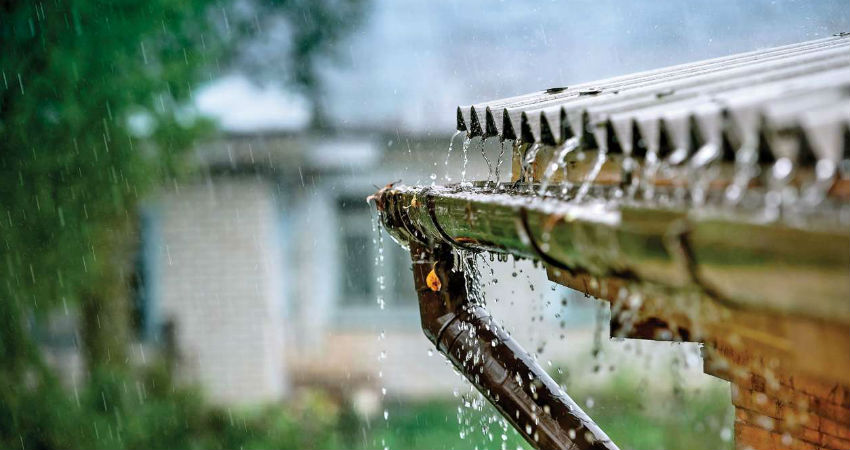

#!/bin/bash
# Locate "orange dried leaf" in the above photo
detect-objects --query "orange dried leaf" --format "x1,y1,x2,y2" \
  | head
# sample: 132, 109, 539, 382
426, 268, 442, 292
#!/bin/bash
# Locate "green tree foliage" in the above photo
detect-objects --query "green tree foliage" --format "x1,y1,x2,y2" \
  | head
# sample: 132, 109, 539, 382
0, 0, 365, 448
1, 0, 219, 376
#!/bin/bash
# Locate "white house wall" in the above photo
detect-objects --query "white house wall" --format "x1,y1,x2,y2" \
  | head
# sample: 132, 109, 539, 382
154, 177, 287, 405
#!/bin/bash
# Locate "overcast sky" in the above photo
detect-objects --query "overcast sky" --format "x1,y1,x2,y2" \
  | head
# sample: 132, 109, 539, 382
197, 0, 849, 134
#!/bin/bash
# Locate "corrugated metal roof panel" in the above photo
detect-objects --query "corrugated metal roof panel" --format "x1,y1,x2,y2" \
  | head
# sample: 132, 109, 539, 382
458, 34, 850, 164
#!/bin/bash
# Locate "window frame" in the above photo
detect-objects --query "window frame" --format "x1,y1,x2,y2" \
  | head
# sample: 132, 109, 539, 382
333, 193, 418, 330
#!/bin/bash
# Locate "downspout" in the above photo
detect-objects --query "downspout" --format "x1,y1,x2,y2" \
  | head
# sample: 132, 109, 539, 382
407, 240, 618, 450
370, 183, 617, 449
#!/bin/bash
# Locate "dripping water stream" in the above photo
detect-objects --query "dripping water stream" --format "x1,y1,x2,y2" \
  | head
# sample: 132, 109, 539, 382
451, 251, 521, 450
494, 140, 510, 191
522, 143, 542, 193
444, 130, 461, 182
480, 137, 493, 187
764, 157, 796, 221
538, 136, 580, 196
460, 136, 474, 186
574, 150, 608, 203
371, 210, 390, 450
724, 136, 759, 206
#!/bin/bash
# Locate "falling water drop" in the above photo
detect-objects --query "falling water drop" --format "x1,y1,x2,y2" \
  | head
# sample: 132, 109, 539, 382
522, 143, 543, 190
574, 149, 607, 202
461, 137, 473, 186
725, 137, 759, 205
372, 212, 386, 309
372, 212, 390, 448
479, 137, 493, 186
802, 159, 838, 206
445, 130, 461, 182
538, 136, 579, 196
494, 139, 510, 190
764, 157, 794, 220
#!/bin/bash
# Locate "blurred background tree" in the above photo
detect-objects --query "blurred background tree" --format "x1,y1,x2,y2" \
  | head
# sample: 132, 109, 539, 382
0, 0, 365, 448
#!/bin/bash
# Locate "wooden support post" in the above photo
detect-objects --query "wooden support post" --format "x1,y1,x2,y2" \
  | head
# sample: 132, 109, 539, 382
408, 240, 618, 450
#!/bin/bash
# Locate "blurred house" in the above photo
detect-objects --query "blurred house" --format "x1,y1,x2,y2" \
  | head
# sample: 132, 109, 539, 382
136, 130, 471, 405
138, 124, 617, 406
134, 127, 710, 408
129, 0, 845, 406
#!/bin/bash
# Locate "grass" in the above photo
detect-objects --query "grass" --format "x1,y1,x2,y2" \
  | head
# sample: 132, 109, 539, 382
348, 372, 733, 450
347, 399, 527, 450
576, 372, 734, 450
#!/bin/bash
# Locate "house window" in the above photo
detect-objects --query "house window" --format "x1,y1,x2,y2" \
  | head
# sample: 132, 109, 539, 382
336, 197, 416, 321
131, 207, 160, 341
342, 233, 374, 302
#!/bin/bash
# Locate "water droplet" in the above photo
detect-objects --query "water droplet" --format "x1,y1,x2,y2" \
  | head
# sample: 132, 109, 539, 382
461, 137, 473, 185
